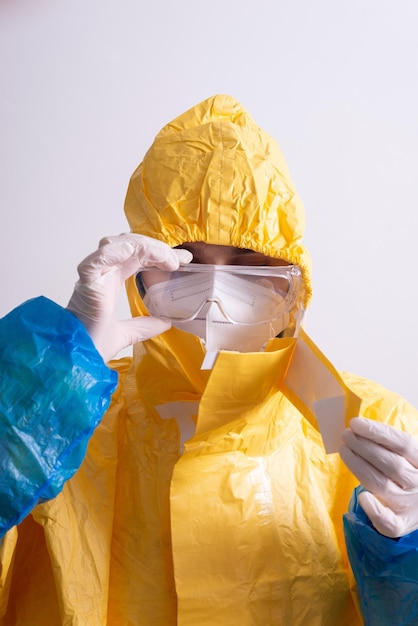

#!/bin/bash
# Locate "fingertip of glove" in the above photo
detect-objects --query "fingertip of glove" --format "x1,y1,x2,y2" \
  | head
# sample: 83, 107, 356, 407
175, 249, 193, 265
153, 318, 172, 330
349, 416, 369, 433
141, 316, 172, 334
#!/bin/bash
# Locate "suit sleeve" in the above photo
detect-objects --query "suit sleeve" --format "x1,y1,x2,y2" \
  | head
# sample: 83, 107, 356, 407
0, 296, 118, 536
344, 485, 418, 626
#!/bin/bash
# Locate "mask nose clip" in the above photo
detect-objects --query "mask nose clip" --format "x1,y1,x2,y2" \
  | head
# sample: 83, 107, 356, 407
204, 297, 233, 324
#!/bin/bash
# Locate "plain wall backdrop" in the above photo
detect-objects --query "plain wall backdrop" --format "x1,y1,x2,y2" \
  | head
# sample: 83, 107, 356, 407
1, 0, 418, 405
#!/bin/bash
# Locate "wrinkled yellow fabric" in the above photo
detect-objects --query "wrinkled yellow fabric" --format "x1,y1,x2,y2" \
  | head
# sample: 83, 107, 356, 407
2, 347, 418, 625
2, 95, 418, 625
125, 94, 313, 306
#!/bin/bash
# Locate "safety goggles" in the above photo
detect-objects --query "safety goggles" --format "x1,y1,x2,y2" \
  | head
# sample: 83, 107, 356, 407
136, 263, 302, 326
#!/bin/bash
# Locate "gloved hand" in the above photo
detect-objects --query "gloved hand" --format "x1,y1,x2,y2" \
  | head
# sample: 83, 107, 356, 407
340, 417, 418, 538
67, 233, 192, 362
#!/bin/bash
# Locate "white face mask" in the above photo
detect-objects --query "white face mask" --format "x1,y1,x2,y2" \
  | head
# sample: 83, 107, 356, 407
171, 301, 290, 353
138, 264, 302, 354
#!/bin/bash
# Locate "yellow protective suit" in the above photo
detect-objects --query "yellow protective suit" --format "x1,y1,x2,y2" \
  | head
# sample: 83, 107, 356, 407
2, 95, 418, 625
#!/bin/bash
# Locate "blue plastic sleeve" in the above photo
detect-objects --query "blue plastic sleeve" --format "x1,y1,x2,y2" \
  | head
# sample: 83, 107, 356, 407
0, 297, 118, 536
344, 485, 418, 626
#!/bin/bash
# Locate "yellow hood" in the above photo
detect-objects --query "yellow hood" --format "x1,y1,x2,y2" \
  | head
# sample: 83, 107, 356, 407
125, 94, 312, 306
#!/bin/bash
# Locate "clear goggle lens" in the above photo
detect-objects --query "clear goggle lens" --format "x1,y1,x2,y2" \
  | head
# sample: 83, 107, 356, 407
136, 264, 302, 326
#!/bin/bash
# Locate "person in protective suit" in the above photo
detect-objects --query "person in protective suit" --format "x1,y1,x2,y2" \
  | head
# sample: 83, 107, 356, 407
1, 95, 418, 626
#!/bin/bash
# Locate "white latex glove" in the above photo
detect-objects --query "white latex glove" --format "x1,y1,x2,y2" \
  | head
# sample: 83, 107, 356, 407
340, 417, 418, 538
67, 233, 192, 362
